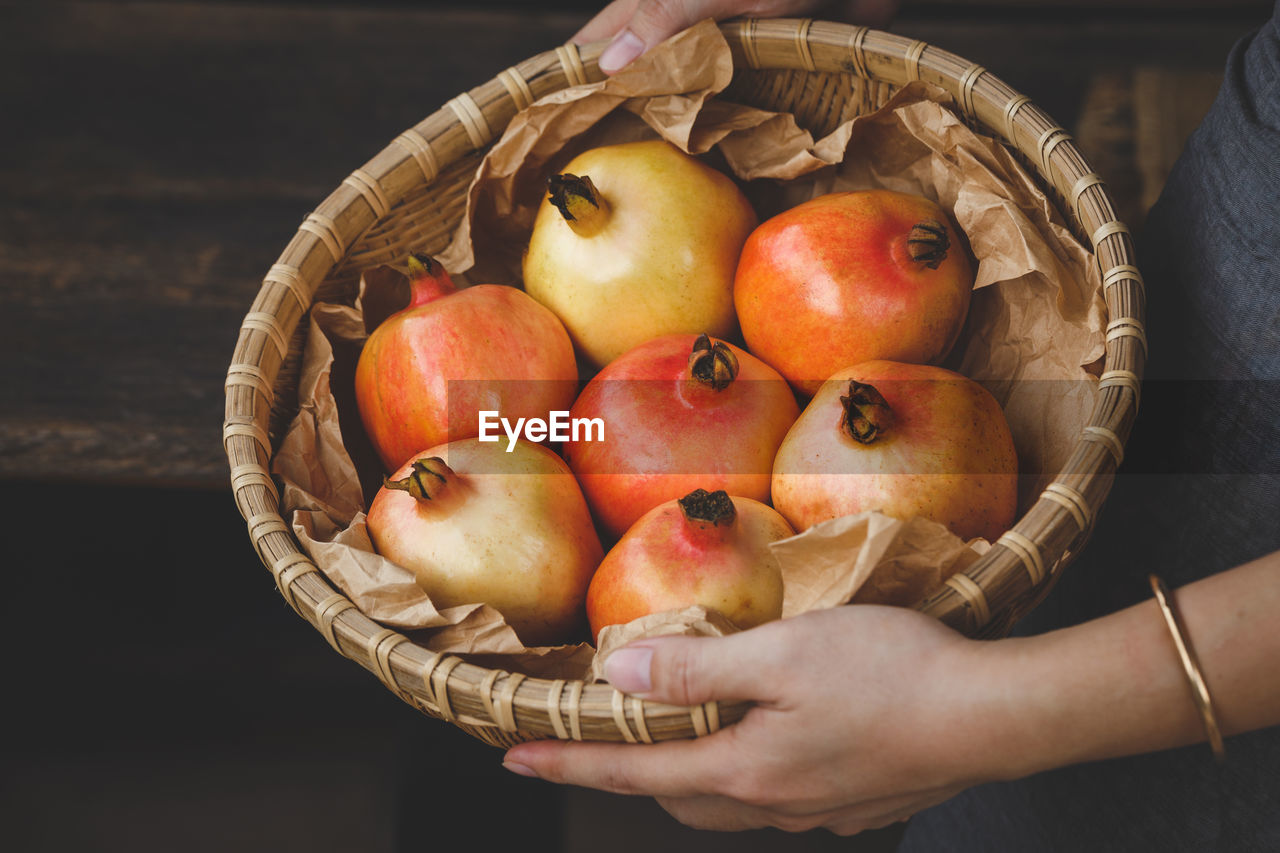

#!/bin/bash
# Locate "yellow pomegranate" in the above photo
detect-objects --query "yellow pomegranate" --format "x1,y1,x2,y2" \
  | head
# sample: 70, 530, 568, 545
522, 139, 757, 368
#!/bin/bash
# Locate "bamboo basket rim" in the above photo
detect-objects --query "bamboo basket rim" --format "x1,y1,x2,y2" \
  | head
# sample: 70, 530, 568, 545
223, 18, 1145, 747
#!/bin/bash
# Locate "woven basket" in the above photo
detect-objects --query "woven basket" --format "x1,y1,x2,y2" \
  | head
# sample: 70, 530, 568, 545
223, 19, 1145, 748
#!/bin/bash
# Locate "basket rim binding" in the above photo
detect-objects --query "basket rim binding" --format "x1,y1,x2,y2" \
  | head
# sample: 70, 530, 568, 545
223, 17, 1146, 747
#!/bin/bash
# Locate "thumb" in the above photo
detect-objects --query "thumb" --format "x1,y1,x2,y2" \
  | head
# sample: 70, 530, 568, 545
597, 1, 730, 74
602, 629, 783, 706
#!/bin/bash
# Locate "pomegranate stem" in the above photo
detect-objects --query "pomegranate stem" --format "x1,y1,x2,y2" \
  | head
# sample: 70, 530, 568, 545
678, 488, 737, 527
403, 252, 457, 306
383, 457, 454, 501
547, 173, 609, 236
840, 381, 895, 444
907, 219, 950, 269
687, 334, 739, 391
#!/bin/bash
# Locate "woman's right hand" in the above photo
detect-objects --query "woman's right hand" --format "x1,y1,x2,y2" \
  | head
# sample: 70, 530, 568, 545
507, 548, 1280, 835
507, 604, 1014, 835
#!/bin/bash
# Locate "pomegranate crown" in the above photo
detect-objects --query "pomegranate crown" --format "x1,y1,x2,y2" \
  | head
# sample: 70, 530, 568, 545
547, 173, 600, 222
687, 334, 740, 391
383, 456, 453, 501
677, 488, 737, 527
398, 251, 458, 308
907, 219, 950, 269
840, 380, 895, 444
406, 252, 443, 278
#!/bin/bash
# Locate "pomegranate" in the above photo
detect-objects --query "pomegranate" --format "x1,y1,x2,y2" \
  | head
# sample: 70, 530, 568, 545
564, 333, 800, 540
522, 139, 757, 368
365, 438, 604, 647
586, 489, 792, 642
354, 254, 578, 472
771, 360, 1018, 542
734, 189, 975, 395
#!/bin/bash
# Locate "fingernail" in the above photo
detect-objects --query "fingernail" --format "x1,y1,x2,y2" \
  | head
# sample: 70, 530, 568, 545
598, 30, 645, 74
503, 760, 539, 778
603, 646, 653, 693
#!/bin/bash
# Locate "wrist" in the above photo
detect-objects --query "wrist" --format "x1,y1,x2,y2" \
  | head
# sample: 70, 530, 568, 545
904, 632, 1045, 787
932, 634, 1056, 784
963, 633, 1079, 782
925, 553, 1280, 785
962, 604, 1209, 783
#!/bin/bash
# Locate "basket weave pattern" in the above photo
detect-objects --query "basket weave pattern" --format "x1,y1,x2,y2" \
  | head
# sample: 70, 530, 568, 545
224, 19, 1145, 747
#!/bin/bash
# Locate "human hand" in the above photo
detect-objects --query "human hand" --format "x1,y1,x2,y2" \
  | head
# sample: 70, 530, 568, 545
503, 605, 1014, 835
575, 1, 901, 74
504, 552, 1280, 834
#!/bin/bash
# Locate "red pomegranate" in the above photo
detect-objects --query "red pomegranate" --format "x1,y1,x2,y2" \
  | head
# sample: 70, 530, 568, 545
586, 489, 792, 642
354, 254, 578, 472
734, 190, 975, 395
564, 333, 800, 540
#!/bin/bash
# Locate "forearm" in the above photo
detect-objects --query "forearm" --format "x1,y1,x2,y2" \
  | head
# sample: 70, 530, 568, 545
981, 549, 1280, 781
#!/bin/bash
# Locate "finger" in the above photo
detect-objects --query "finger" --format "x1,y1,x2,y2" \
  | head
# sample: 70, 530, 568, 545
827, 804, 915, 837
655, 783, 959, 834
656, 794, 765, 832
602, 625, 789, 706
572, 0, 643, 44
595, 0, 747, 73
653, 783, 966, 835
658, 794, 841, 833
840, 0, 901, 27
656, 794, 797, 833
824, 785, 965, 835
504, 731, 738, 797
843, 786, 958, 820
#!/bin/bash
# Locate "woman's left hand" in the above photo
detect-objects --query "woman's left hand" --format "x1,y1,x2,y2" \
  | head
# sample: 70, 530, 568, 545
575, 1, 899, 74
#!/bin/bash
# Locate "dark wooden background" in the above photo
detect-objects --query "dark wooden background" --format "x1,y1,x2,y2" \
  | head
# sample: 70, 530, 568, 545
1, 1, 1273, 850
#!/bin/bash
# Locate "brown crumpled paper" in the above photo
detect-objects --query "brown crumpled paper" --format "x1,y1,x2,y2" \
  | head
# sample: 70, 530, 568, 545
272, 19, 1104, 683
588, 605, 741, 682
776, 512, 990, 615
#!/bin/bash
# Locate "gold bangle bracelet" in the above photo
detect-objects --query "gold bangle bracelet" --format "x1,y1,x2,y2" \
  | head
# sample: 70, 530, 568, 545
1149, 574, 1226, 763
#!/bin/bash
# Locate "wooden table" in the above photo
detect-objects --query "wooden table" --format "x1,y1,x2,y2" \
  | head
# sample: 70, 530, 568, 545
0, 2, 1272, 851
